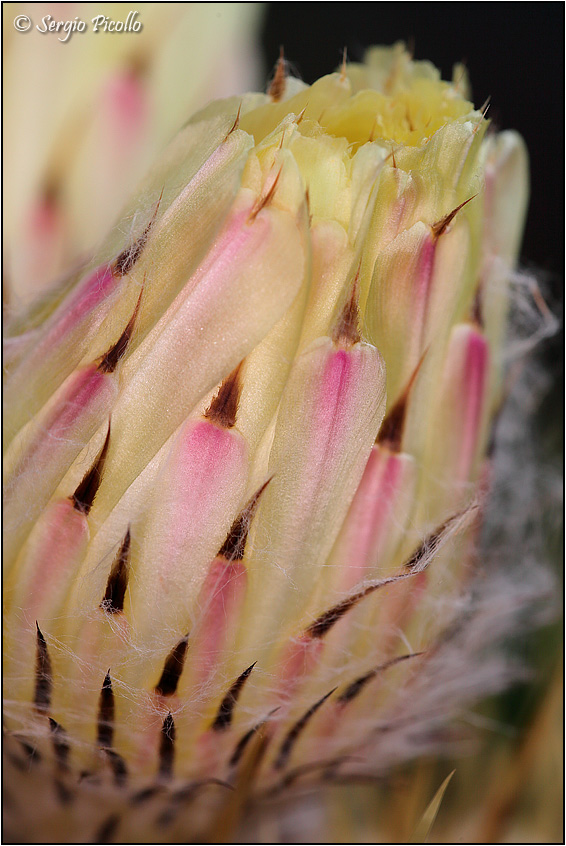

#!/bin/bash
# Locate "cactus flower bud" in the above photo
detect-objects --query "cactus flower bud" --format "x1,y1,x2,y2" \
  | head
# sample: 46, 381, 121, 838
4, 44, 531, 843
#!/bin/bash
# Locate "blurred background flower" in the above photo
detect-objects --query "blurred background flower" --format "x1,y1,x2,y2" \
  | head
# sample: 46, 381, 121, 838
3, 2, 264, 310
3, 3, 563, 843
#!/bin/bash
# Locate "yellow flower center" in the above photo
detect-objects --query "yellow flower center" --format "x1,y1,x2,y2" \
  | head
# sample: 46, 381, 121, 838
321, 79, 474, 149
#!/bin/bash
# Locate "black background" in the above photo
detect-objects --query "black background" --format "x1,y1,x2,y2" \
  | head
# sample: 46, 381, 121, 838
262, 1, 564, 422
262, 2, 564, 280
